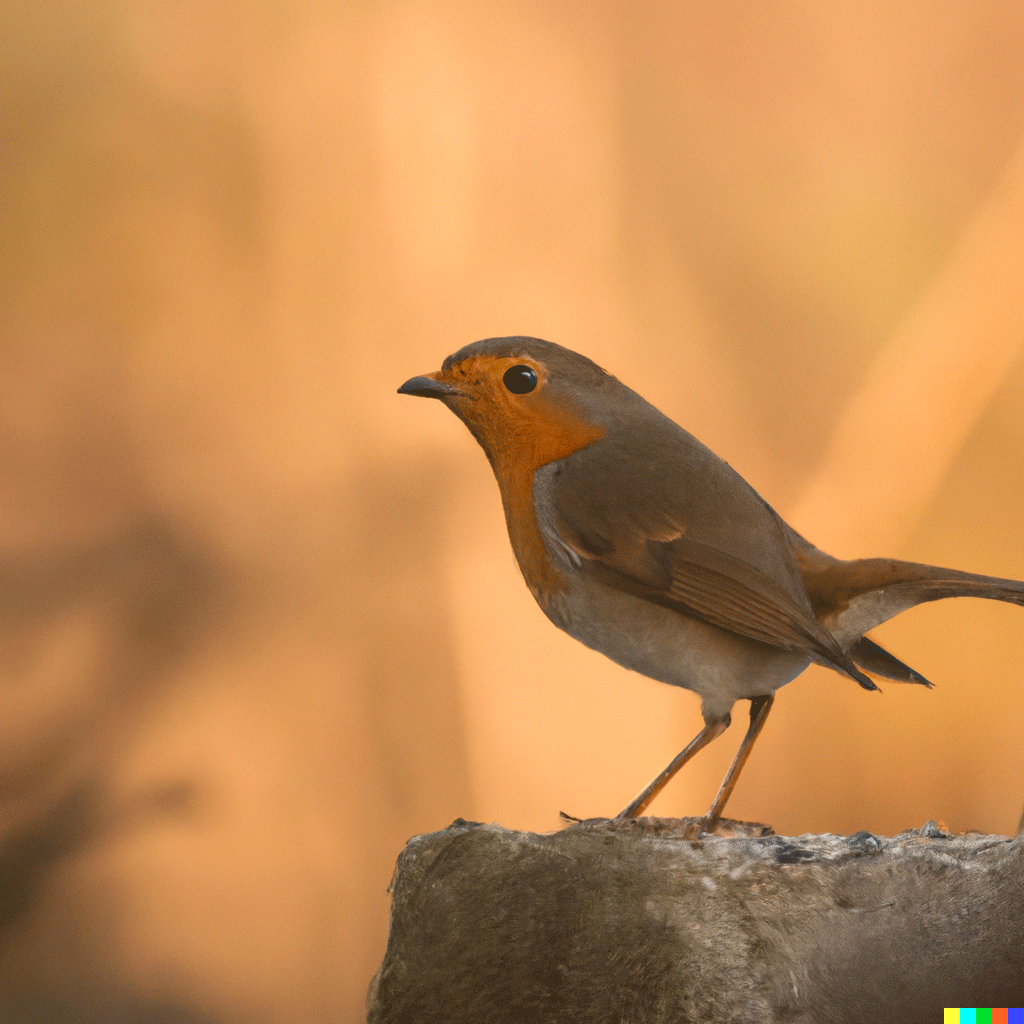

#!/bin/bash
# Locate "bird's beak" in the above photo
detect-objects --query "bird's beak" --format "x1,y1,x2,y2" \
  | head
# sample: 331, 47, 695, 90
397, 374, 459, 399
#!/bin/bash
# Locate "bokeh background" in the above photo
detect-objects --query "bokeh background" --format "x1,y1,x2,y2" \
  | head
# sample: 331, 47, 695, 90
4, 1, 1024, 1021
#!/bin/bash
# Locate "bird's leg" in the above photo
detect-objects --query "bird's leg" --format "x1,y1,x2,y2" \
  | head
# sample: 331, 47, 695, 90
701, 694, 774, 832
615, 715, 731, 819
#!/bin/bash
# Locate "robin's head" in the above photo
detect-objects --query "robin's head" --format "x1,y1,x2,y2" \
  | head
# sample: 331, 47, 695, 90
398, 337, 618, 472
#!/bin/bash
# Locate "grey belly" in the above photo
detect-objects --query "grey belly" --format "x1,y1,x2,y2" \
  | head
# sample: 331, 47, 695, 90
540, 574, 811, 723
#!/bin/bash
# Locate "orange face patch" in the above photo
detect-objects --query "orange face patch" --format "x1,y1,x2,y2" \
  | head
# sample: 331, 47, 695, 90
429, 353, 605, 477
430, 352, 606, 601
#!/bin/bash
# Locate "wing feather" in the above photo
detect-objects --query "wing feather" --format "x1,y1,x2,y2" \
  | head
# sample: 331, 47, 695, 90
535, 428, 874, 687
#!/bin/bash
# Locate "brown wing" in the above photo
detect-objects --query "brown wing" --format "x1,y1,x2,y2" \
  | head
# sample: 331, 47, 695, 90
534, 423, 875, 687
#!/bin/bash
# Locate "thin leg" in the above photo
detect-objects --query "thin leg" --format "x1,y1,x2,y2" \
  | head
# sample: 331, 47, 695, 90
702, 694, 774, 831
615, 715, 731, 819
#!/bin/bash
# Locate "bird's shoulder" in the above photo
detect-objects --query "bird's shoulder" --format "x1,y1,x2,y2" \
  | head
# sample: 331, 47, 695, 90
534, 412, 799, 587
531, 415, 857, 668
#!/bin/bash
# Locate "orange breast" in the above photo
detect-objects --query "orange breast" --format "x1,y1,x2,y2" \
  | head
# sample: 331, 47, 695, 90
486, 400, 605, 607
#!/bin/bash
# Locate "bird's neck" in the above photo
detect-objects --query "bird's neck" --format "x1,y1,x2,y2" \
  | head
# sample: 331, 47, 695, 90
496, 460, 567, 609
466, 395, 605, 608
489, 433, 604, 610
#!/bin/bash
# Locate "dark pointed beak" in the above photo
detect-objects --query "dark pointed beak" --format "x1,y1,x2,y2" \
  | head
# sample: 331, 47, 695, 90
397, 375, 458, 399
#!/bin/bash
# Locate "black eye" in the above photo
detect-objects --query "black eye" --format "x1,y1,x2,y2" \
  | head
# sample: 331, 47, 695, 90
503, 364, 538, 394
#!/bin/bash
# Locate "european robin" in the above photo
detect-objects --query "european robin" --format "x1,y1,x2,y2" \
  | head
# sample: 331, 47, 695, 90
399, 336, 1024, 829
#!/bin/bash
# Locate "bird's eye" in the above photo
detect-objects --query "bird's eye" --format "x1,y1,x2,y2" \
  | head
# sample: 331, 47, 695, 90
503, 364, 538, 394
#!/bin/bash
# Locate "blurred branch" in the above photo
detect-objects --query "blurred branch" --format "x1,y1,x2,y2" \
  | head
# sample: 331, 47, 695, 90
0, 521, 225, 849
792, 138, 1024, 553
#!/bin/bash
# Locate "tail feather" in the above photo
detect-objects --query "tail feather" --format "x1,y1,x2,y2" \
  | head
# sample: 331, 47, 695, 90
798, 555, 1024, 642
849, 635, 934, 688
790, 530, 1024, 684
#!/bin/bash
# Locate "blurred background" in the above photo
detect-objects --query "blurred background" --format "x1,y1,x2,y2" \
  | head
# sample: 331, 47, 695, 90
3, 1, 1024, 1020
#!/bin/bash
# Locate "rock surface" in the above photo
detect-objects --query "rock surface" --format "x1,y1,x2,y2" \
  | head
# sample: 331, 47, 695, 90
368, 817, 1024, 1023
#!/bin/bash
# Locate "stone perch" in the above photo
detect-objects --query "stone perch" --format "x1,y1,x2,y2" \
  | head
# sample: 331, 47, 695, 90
367, 817, 1024, 1023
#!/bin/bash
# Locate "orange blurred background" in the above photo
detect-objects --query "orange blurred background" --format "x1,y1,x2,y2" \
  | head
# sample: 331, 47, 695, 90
3, 2, 1024, 1020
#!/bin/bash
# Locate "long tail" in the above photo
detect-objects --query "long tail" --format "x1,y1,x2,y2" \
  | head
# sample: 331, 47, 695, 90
821, 558, 1024, 629
849, 635, 934, 687
796, 549, 1024, 684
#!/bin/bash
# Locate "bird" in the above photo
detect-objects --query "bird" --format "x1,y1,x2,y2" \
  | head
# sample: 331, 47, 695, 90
398, 336, 1024, 830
